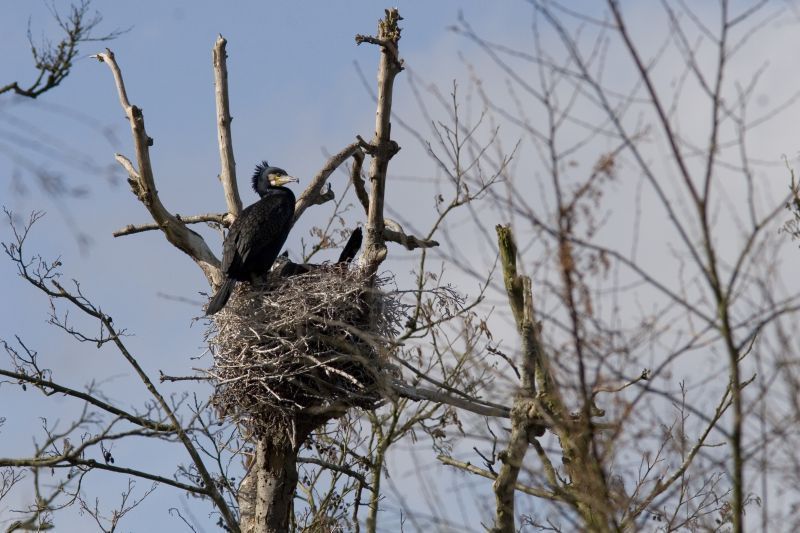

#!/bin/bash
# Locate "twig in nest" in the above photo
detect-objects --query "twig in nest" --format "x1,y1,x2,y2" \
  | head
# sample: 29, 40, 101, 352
205, 265, 406, 434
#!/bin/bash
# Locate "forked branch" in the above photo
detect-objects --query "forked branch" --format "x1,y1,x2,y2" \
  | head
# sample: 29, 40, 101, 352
356, 8, 405, 275
93, 49, 222, 287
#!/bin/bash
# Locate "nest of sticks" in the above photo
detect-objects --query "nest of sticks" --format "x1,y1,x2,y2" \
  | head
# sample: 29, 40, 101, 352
206, 264, 401, 433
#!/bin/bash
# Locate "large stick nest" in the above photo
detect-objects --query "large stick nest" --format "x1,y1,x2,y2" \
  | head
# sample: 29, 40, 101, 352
206, 264, 401, 432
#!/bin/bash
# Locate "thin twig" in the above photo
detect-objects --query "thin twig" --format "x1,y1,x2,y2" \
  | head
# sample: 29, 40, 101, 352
437, 455, 562, 501
113, 213, 229, 237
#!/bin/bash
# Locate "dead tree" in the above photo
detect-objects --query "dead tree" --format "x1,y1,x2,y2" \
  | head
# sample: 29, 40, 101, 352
93, 8, 433, 533
0, 8, 508, 531
422, 1, 800, 531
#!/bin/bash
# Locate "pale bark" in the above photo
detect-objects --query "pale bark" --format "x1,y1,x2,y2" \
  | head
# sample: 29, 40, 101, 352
383, 219, 438, 250
356, 9, 404, 275
94, 50, 223, 287
292, 142, 361, 224
213, 35, 242, 217
253, 438, 299, 533
391, 380, 511, 419
112, 212, 228, 237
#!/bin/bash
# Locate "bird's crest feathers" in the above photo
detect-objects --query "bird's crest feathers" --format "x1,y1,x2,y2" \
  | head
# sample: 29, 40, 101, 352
251, 161, 270, 193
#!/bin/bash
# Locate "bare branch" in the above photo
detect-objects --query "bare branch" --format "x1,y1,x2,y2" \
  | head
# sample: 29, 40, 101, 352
437, 455, 561, 501
592, 369, 651, 397
158, 370, 211, 383
2, 210, 239, 531
4, 455, 206, 497
383, 219, 439, 250
1, 1, 123, 99
93, 50, 222, 287
297, 456, 375, 493
293, 142, 362, 223
620, 380, 741, 528
357, 8, 405, 275
113, 213, 229, 237
391, 379, 511, 419
213, 35, 241, 217
0, 366, 175, 432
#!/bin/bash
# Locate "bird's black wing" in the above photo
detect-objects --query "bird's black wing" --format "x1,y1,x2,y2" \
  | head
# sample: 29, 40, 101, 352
222, 193, 295, 279
221, 203, 253, 277
237, 194, 294, 266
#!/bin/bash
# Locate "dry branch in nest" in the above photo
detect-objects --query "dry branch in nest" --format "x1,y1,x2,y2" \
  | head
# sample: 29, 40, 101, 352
206, 264, 403, 435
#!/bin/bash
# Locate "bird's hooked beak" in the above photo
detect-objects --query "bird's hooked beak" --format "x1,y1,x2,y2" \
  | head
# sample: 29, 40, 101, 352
270, 174, 299, 186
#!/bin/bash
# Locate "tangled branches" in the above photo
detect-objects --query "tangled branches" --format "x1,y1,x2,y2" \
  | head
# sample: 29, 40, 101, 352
206, 265, 404, 436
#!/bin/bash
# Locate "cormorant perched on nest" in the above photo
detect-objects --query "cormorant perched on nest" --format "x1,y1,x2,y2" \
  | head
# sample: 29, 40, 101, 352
206, 162, 298, 315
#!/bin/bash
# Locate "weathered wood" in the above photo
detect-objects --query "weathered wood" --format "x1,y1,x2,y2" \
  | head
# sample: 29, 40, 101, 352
94, 50, 223, 287
293, 142, 361, 224
213, 35, 242, 217
357, 9, 404, 276
253, 437, 299, 533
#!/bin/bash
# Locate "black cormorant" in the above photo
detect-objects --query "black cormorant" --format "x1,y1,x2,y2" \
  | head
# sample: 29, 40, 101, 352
206, 162, 298, 315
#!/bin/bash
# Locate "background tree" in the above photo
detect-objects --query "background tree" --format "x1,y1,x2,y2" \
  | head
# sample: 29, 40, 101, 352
1, 0, 123, 251
1, 1, 121, 99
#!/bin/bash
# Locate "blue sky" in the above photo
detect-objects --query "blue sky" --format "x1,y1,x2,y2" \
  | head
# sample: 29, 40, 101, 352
0, 2, 547, 530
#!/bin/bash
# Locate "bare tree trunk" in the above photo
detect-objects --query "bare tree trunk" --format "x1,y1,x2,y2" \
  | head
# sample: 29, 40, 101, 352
239, 435, 302, 533
357, 8, 404, 277
253, 437, 299, 533
238, 441, 297, 533
239, 416, 329, 532
238, 470, 256, 532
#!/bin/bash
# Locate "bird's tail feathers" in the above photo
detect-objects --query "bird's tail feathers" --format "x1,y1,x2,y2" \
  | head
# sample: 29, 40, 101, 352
205, 278, 236, 315
337, 227, 363, 264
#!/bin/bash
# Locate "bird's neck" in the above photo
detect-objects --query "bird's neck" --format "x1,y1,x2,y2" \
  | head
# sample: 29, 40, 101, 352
257, 186, 293, 198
